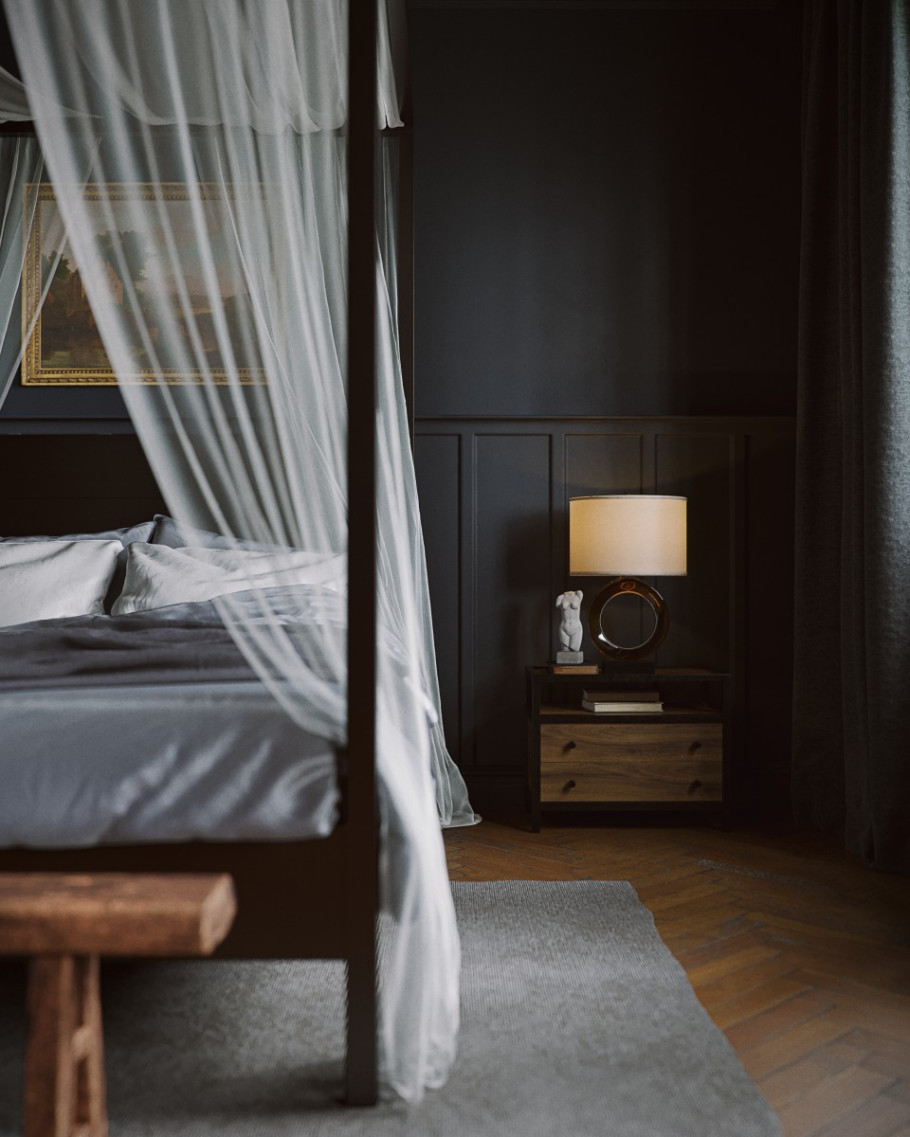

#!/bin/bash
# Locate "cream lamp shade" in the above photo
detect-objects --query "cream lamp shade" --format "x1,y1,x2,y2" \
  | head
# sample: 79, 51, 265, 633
569, 495, 687, 577
567, 494, 687, 663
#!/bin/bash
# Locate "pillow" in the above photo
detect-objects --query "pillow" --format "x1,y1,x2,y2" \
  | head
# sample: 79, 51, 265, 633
0, 521, 157, 612
151, 514, 285, 552
0, 539, 122, 627
112, 542, 347, 615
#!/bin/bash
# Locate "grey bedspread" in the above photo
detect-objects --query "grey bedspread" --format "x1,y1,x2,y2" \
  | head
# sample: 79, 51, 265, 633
0, 587, 345, 847
0, 585, 344, 691
0, 601, 258, 689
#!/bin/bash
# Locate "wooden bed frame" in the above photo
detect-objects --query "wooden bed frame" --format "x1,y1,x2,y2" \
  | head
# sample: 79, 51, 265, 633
0, 4, 390, 1109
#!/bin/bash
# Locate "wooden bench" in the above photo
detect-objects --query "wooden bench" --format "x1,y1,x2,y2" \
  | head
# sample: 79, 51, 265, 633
0, 872, 237, 1137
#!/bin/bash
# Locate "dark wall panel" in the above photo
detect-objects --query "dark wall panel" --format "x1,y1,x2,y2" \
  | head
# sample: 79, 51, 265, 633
471, 432, 551, 773
654, 431, 734, 673
414, 432, 462, 760
563, 432, 645, 500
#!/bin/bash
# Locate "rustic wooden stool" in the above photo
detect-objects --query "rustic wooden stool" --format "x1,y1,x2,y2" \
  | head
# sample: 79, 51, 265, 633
0, 872, 237, 1137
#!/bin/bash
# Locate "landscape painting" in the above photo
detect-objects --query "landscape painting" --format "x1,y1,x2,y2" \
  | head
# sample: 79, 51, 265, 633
21, 182, 265, 386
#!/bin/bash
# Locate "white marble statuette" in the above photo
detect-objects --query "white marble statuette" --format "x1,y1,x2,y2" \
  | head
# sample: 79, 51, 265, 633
555, 589, 584, 659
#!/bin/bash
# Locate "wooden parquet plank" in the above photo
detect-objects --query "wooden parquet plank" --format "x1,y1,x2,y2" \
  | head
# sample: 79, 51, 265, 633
747, 934, 910, 987
811, 1035, 881, 1073
887, 1080, 910, 1105
841, 1030, 910, 1078
625, 863, 715, 891
824, 1010, 910, 1049
651, 897, 743, 930
653, 915, 751, 953
725, 992, 837, 1052
638, 879, 733, 914
774, 1064, 896, 1135
673, 930, 774, 974
808, 1093, 910, 1137
695, 949, 801, 1004
740, 1012, 851, 1079
759, 1055, 845, 1109
711, 977, 814, 1030
787, 972, 910, 1017
744, 910, 909, 957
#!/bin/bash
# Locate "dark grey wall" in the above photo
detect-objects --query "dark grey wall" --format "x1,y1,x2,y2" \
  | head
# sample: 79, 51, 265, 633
409, 1, 802, 417
408, 1, 803, 820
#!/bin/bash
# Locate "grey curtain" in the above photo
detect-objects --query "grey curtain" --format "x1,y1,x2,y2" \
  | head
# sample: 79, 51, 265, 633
793, 0, 910, 872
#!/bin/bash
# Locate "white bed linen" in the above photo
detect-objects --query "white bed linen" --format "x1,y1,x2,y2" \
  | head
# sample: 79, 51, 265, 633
0, 539, 122, 626
0, 679, 338, 848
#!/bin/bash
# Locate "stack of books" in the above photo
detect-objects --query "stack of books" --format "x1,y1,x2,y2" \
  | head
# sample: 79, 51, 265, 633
548, 661, 600, 675
581, 689, 663, 714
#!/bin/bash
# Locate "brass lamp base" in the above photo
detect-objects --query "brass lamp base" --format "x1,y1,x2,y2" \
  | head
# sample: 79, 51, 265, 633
587, 576, 670, 662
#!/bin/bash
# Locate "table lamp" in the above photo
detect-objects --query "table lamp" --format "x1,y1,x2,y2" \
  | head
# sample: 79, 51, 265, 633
569, 494, 687, 663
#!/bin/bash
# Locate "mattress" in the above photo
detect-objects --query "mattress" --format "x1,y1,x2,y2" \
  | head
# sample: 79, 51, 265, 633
0, 679, 339, 848
0, 589, 343, 849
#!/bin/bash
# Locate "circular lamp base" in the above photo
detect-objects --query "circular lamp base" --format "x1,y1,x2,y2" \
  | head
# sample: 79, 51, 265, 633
588, 576, 670, 662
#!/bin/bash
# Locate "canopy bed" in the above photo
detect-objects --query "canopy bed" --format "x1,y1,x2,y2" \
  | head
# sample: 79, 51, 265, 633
0, 0, 475, 1108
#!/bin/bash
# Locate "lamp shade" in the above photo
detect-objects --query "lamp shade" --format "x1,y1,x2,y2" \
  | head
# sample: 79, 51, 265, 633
569, 495, 687, 576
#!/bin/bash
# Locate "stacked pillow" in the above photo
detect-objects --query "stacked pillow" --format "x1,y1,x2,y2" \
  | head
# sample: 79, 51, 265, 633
0, 521, 155, 627
113, 513, 344, 613
0, 515, 345, 626
112, 541, 346, 615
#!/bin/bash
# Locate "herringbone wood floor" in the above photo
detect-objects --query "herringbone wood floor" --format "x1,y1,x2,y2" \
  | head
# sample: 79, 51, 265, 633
444, 815, 910, 1137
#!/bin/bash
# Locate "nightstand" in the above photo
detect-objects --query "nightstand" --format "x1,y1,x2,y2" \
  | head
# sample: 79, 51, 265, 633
526, 666, 731, 831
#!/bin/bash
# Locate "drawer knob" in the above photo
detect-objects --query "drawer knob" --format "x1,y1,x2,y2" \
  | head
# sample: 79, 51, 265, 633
562, 779, 577, 794
687, 779, 703, 794
563, 740, 577, 752
688, 740, 702, 755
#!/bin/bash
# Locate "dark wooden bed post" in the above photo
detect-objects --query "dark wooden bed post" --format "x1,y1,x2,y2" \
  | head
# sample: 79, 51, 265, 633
345, 0, 380, 1107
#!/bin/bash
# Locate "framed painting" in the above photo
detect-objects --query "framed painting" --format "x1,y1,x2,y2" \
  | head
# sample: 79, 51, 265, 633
21, 182, 264, 386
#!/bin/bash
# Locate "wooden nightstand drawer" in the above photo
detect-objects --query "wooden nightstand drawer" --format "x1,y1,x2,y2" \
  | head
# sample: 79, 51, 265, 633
539, 722, 722, 803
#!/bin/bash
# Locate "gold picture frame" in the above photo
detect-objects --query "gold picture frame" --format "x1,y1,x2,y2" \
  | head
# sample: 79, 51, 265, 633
21, 182, 264, 386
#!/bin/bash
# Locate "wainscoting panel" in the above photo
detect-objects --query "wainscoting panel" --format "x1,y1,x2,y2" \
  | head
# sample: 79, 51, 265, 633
414, 416, 797, 821
563, 432, 645, 501
471, 432, 552, 774
653, 431, 736, 675
414, 432, 462, 762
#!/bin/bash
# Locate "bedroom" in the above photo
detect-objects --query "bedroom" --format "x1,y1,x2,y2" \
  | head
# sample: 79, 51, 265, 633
0, 1, 908, 1136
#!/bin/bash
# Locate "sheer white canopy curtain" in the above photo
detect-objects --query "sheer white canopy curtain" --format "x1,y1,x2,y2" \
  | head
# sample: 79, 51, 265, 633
1, 0, 475, 1102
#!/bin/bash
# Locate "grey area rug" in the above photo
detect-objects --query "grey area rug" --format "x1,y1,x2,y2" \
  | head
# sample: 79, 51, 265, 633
0, 880, 781, 1137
